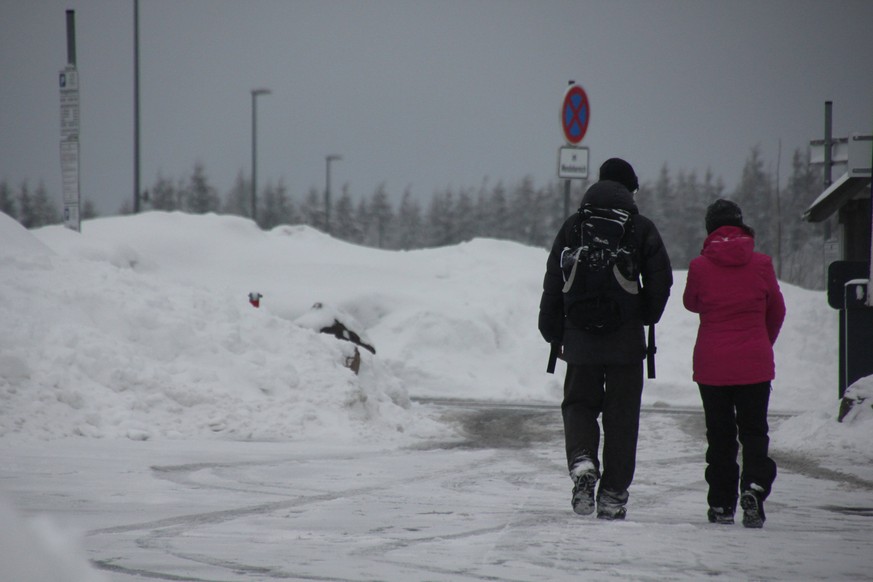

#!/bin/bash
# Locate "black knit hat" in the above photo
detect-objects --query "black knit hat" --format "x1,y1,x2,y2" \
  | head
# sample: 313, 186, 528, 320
705, 199, 745, 234
599, 158, 639, 193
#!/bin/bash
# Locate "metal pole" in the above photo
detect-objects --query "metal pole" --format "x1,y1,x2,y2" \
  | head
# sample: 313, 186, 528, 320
824, 101, 833, 188
868, 136, 873, 307
775, 138, 782, 279
563, 179, 571, 218
251, 92, 257, 221
250, 88, 271, 223
823, 101, 835, 242
133, 0, 140, 213
66, 10, 76, 65
61, 10, 81, 232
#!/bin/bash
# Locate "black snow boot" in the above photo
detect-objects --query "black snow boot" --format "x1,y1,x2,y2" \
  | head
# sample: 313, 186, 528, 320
707, 506, 735, 525
740, 485, 766, 529
570, 463, 598, 516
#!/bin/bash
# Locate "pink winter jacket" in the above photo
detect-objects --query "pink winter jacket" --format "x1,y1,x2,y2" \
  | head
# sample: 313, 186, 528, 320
683, 226, 786, 386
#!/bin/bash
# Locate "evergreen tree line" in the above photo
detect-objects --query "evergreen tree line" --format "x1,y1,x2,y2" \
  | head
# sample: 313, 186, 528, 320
0, 180, 98, 229
1, 147, 835, 289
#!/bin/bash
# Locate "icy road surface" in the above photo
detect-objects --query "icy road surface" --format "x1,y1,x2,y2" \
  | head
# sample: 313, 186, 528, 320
2, 400, 871, 581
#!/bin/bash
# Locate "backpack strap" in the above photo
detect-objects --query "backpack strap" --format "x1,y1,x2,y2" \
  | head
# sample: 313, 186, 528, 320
561, 247, 582, 293
646, 324, 656, 379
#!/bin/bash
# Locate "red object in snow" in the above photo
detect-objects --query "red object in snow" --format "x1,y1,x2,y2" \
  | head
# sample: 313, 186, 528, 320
249, 292, 262, 308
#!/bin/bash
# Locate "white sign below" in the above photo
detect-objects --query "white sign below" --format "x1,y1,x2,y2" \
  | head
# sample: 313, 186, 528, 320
558, 146, 589, 179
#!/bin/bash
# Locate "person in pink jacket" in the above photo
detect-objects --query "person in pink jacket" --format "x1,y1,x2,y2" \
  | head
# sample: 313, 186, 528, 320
683, 199, 786, 528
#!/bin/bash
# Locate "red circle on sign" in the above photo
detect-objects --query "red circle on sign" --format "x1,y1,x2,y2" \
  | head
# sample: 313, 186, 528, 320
561, 85, 590, 145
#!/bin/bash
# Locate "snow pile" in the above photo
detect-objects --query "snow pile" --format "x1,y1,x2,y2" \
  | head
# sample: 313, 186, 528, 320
0, 209, 868, 461
773, 375, 873, 466
0, 212, 443, 442
841, 376, 873, 424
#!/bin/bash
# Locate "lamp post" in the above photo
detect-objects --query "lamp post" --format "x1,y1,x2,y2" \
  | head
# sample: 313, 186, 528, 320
133, 0, 140, 213
250, 88, 271, 222
325, 154, 342, 234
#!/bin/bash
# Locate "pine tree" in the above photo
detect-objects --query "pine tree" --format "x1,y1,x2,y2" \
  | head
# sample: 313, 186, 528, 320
258, 179, 297, 229
274, 179, 298, 226
223, 171, 251, 218
426, 189, 456, 247
0, 180, 16, 218
635, 166, 665, 232
734, 145, 774, 255
509, 176, 539, 246
259, 179, 296, 229
368, 182, 394, 248
652, 163, 678, 256
454, 187, 477, 243
81, 199, 98, 220
782, 148, 827, 288
546, 179, 576, 240
150, 174, 179, 211
333, 184, 361, 243
30, 182, 59, 227
701, 168, 725, 206
187, 162, 220, 214
785, 148, 823, 252
300, 187, 325, 231
354, 197, 371, 245
672, 169, 698, 267
17, 182, 35, 228
487, 181, 509, 240
259, 181, 281, 229
396, 186, 423, 249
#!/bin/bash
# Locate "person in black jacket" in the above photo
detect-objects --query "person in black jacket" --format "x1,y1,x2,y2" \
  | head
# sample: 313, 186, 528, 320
539, 158, 672, 519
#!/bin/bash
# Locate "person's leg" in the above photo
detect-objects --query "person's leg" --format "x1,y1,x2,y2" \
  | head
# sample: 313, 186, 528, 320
562, 364, 605, 515
698, 385, 740, 513
735, 382, 777, 497
736, 381, 777, 528
562, 364, 605, 473
597, 361, 643, 515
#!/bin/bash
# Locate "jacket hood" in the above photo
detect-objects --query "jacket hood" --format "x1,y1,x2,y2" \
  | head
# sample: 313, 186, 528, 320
701, 225, 755, 266
580, 180, 639, 214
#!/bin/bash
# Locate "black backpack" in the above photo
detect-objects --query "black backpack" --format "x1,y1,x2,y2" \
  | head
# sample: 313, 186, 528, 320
560, 205, 640, 334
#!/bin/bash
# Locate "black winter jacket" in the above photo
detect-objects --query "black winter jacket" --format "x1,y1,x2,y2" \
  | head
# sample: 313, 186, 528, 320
538, 180, 673, 365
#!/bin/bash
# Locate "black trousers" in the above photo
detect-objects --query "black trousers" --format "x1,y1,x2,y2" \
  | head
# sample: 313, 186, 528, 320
698, 382, 777, 511
562, 362, 643, 503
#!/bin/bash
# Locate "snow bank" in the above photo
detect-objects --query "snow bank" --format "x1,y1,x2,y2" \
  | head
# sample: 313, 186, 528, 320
1, 210, 865, 460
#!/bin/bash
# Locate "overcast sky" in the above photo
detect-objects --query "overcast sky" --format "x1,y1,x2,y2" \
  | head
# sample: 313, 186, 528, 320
2, 0, 872, 215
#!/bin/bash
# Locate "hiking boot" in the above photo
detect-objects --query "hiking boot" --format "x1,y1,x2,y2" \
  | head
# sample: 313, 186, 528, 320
740, 485, 766, 529
570, 461, 600, 515
596, 488, 628, 520
596, 504, 627, 521
707, 506, 735, 525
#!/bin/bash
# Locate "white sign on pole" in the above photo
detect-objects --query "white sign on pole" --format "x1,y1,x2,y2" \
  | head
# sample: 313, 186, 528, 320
59, 65, 80, 232
847, 133, 872, 178
558, 146, 589, 179
60, 140, 79, 203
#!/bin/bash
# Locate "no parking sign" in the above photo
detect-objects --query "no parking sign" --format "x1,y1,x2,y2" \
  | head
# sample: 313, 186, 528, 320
561, 84, 589, 145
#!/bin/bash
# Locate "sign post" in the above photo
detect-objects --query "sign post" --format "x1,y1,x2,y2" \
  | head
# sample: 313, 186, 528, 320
60, 10, 81, 232
558, 82, 590, 218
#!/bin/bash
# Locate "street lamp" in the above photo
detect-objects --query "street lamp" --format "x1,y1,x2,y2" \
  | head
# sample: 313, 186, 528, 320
250, 88, 271, 222
325, 154, 342, 234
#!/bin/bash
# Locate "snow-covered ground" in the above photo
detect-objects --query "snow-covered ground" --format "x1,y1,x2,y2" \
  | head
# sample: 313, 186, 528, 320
1, 211, 871, 581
